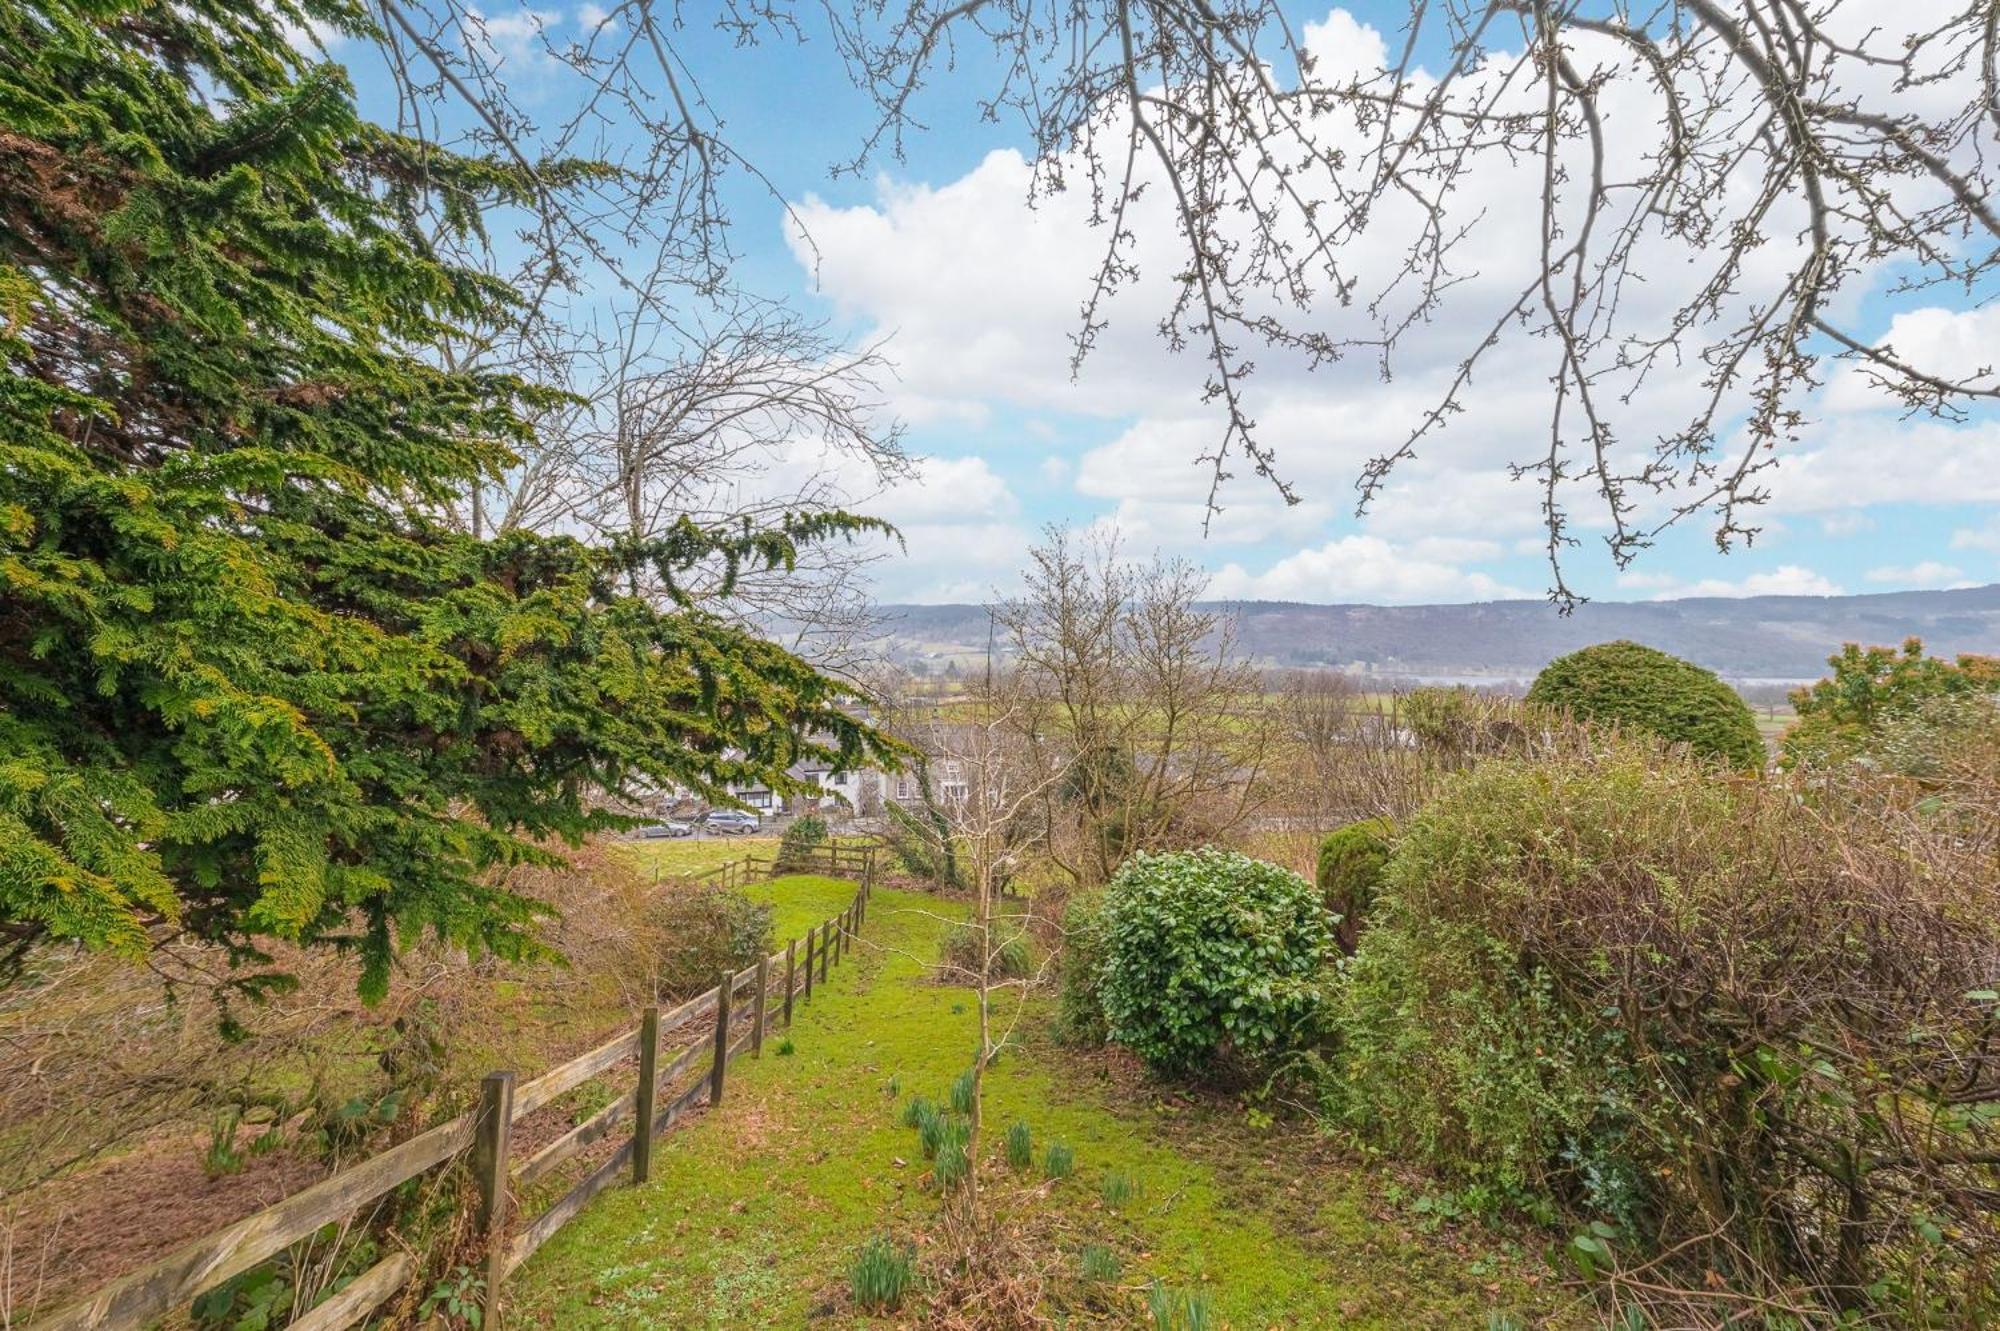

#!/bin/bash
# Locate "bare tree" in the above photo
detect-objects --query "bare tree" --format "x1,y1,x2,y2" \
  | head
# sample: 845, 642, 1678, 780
916, 698, 1067, 1242
346, 3, 2000, 599
576, 299, 907, 674
440, 293, 910, 674
830, 1, 2000, 601
998, 527, 1271, 890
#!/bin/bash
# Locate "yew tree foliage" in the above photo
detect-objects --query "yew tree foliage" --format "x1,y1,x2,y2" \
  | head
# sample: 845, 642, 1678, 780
1527, 640, 1765, 772
0, 0, 891, 996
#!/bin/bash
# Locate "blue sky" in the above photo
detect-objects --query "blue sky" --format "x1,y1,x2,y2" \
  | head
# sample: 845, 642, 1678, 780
338, 2, 2000, 605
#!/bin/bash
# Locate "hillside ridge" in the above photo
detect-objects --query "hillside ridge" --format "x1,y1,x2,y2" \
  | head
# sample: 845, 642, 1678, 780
868, 583, 2000, 680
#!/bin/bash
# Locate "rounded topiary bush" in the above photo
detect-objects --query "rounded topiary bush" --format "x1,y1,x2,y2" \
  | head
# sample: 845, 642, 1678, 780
1317, 817, 1393, 955
1526, 640, 1763, 769
1098, 848, 1332, 1078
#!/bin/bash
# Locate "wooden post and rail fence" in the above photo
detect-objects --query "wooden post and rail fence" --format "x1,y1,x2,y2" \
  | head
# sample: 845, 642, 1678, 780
667, 837, 879, 892
32, 850, 879, 1331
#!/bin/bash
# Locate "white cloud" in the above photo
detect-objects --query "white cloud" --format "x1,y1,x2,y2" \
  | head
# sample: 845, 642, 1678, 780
1865, 561, 1975, 589
462, 7, 559, 64
281, 15, 347, 51
1824, 306, 2000, 412
782, 4, 2000, 601
835, 454, 1030, 599
1209, 535, 1530, 604
1617, 565, 1845, 600
1950, 517, 2000, 554
1765, 418, 2000, 515
873, 455, 1017, 524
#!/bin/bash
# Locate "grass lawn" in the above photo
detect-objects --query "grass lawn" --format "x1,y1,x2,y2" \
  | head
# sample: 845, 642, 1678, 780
740, 874, 863, 942
619, 835, 879, 883
620, 835, 784, 879
507, 878, 1577, 1329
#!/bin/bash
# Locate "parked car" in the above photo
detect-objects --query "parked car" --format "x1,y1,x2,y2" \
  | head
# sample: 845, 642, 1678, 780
634, 820, 692, 839
704, 809, 761, 834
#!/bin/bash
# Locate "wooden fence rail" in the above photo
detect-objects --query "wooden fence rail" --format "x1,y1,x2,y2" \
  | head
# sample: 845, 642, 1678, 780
32, 858, 878, 1331
681, 839, 878, 892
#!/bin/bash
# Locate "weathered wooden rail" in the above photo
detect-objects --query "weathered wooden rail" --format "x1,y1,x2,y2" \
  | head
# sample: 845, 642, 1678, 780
678, 838, 879, 891
32, 868, 877, 1331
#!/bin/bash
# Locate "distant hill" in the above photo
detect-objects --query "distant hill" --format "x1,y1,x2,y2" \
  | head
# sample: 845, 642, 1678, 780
871, 584, 2000, 683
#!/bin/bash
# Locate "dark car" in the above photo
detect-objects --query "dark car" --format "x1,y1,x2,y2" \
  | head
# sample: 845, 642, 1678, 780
704, 809, 761, 834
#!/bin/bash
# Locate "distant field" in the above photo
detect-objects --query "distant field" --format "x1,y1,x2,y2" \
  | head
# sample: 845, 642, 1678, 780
619, 835, 782, 879
618, 833, 876, 881
1751, 705, 1797, 742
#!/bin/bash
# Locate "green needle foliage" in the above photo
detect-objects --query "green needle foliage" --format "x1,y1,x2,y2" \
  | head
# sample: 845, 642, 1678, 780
0, 0, 893, 994
1527, 641, 1763, 771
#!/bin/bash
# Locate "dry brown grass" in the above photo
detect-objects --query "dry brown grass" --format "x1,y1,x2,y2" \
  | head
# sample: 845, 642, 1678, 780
0, 839, 746, 1322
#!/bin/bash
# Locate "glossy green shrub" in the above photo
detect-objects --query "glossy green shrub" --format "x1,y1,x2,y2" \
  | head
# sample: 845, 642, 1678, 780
1099, 849, 1332, 1077
1054, 893, 1111, 1046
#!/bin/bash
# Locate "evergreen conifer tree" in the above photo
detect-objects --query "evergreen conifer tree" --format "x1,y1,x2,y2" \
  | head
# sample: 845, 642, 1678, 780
0, 0, 890, 996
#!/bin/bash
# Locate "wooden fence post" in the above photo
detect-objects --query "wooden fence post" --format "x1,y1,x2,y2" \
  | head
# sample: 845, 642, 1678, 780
633, 1006, 659, 1183
751, 954, 769, 1056
783, 939, 797, 1025
802, 928, 815, 1003
473, 1071, 515, 1328
710, 971, 732, 1106
818, 920, 832, 983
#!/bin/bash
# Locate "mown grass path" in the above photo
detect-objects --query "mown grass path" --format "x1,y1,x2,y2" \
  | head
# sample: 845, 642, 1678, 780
509, 878, 1572, 1328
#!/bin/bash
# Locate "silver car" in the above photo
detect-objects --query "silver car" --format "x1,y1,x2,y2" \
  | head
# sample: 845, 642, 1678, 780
703, 809, 761, 834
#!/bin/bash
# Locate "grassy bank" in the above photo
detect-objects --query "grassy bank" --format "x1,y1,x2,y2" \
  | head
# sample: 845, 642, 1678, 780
508, 879, 1573, 1328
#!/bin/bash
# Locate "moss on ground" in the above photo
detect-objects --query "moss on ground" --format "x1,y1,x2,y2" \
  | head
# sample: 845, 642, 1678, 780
508, 880, 1572, 1328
